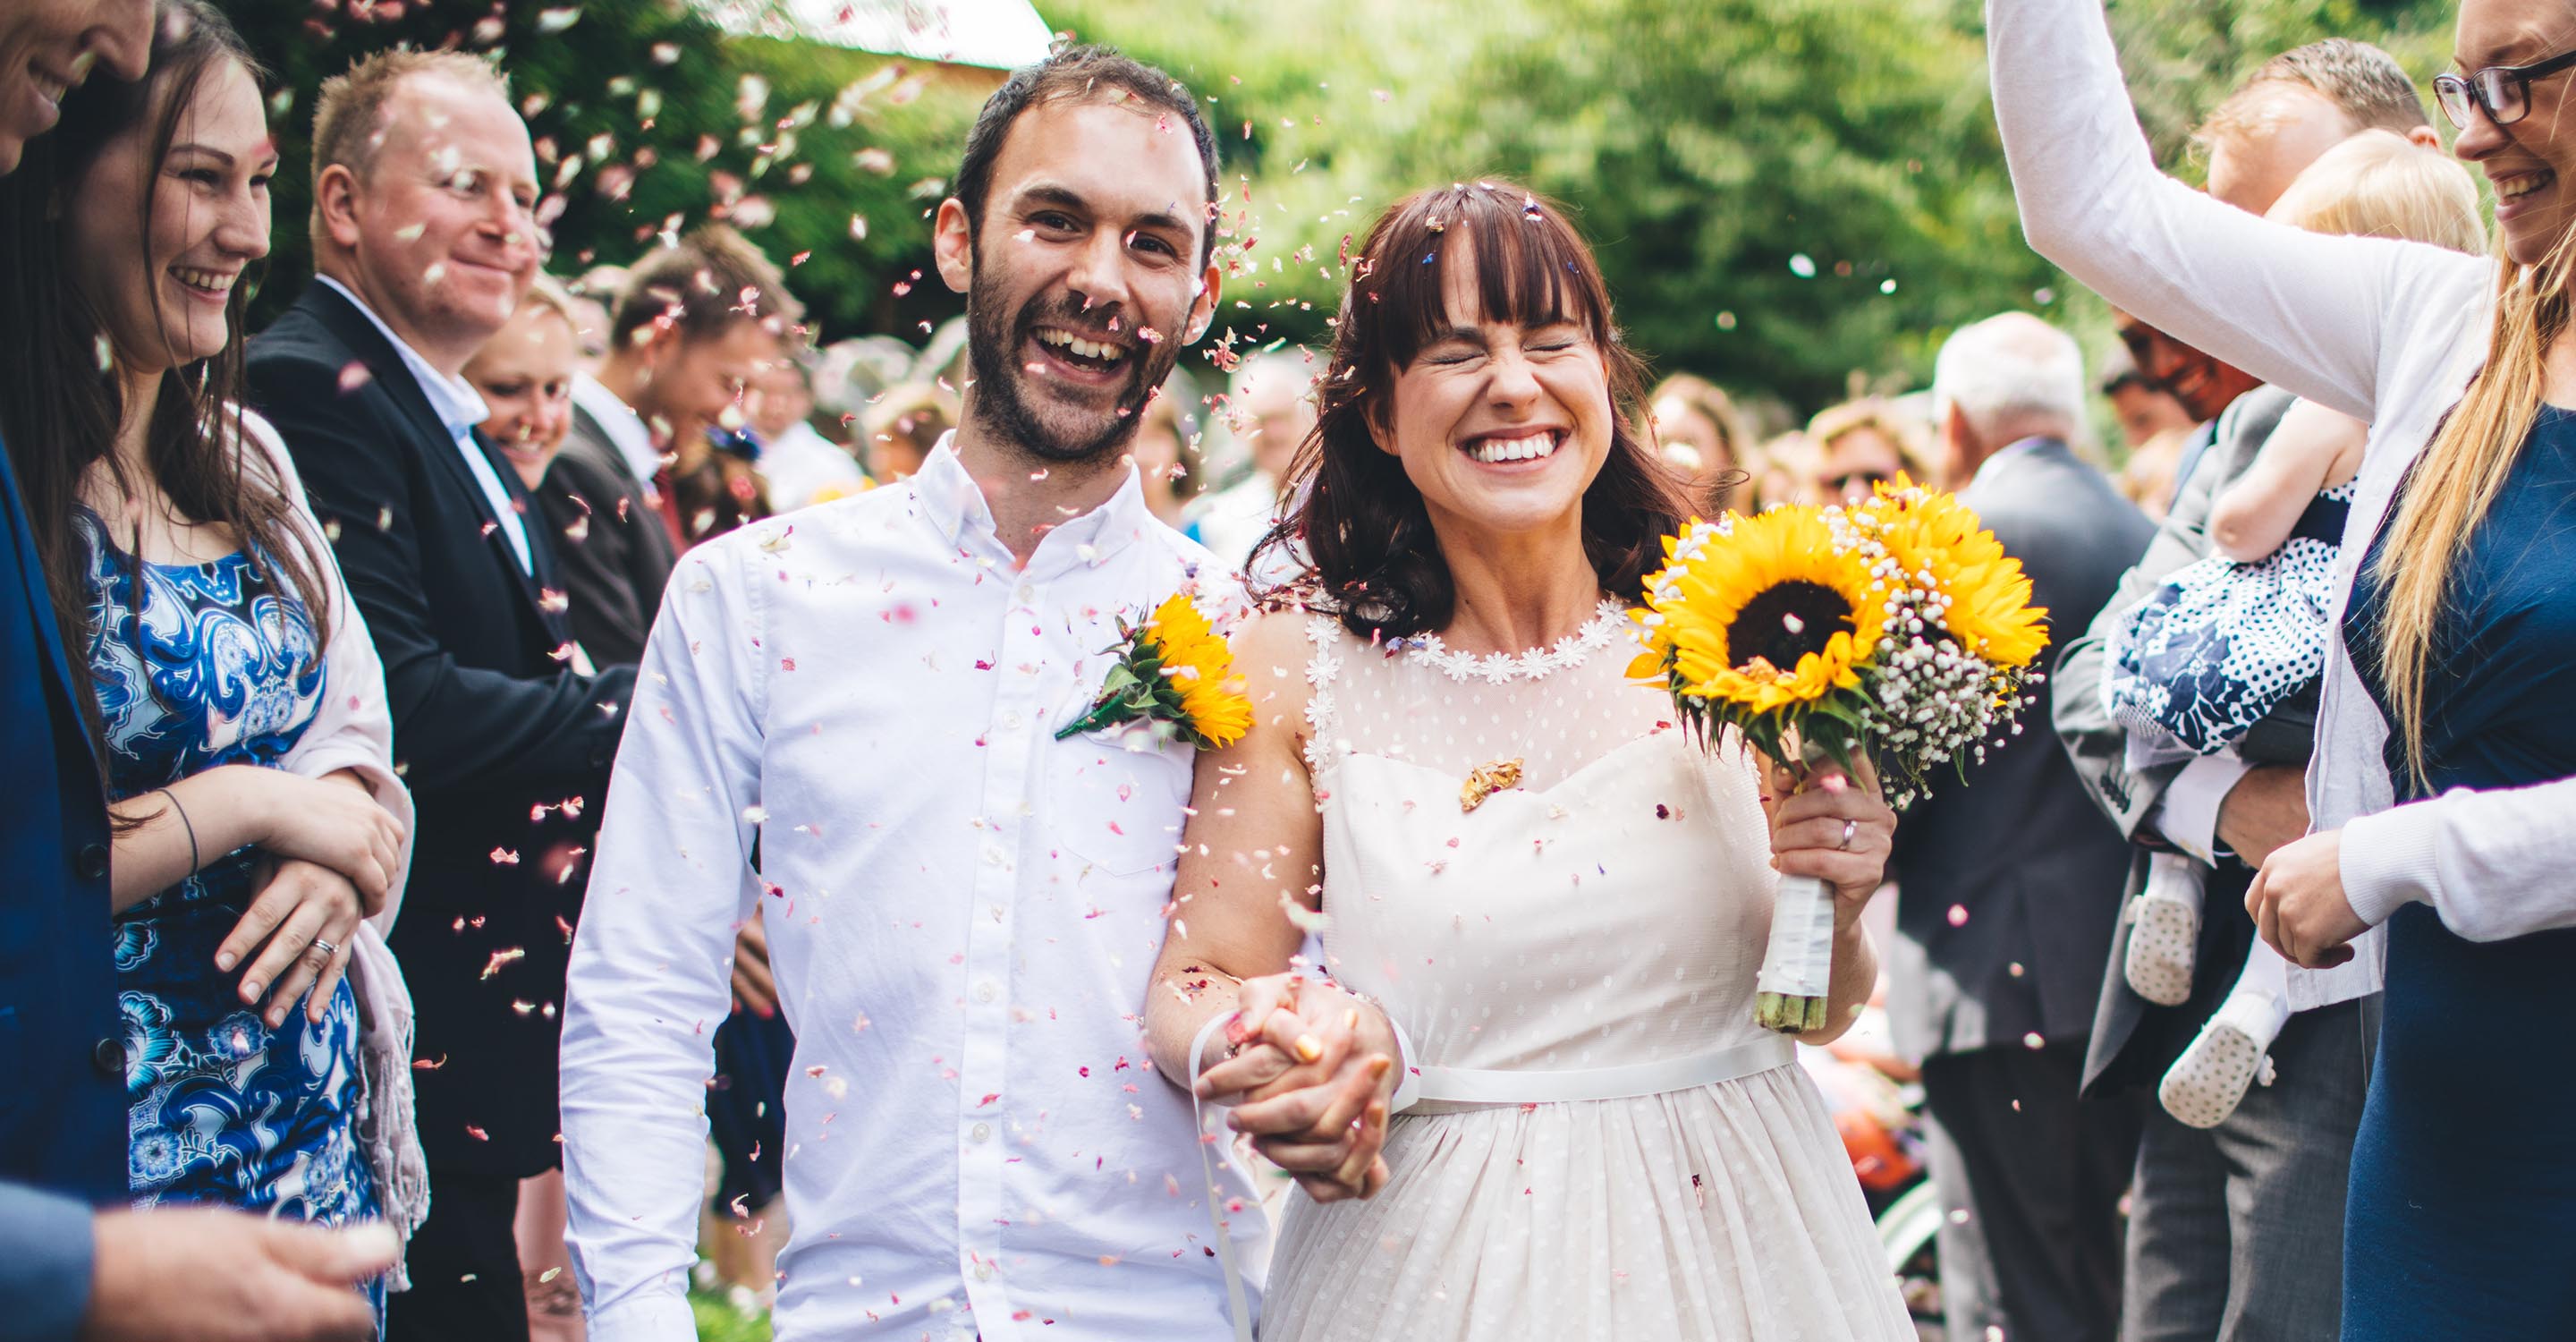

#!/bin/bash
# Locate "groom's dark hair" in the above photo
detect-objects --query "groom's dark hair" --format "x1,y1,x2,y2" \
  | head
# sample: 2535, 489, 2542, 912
953, 45, 1220, 265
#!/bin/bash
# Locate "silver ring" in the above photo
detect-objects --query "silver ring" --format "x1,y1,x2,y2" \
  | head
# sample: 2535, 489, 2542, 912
308, 937, 339, 958
1837, 820, 1857, 852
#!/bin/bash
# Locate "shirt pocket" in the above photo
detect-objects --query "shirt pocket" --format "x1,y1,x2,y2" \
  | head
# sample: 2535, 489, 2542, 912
1044, 716, 1195, 880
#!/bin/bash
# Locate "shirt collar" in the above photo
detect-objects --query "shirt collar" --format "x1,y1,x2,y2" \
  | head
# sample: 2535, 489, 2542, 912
1977, 435, 2060, 480
571, 372, 665, 483
911, 432, 1154, 572
318, 274, 489, 440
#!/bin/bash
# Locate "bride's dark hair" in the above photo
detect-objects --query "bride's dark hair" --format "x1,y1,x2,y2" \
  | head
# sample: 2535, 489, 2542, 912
1246, 180, 1689, 641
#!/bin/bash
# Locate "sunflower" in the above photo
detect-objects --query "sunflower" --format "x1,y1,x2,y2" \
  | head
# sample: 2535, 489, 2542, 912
1640, 505, 1885, 717
1862, 484, 2049, 668
1144, 593, 1254, 748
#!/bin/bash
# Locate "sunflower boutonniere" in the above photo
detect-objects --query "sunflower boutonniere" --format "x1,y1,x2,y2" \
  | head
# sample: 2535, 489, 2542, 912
1055, 592, 1254, 750
1631, 480, 2049, 1033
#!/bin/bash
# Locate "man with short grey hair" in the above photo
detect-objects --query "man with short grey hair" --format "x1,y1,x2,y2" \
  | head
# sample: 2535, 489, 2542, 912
1889, 312, 2156, 1342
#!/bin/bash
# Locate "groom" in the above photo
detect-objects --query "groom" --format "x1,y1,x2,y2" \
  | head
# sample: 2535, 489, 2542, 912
557, 47, 1261, 1342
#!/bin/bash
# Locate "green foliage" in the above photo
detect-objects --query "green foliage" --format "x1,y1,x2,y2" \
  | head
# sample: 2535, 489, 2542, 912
1046, 0, 2458, 414
223, 0, 2462, 412
225, 0, 987, 339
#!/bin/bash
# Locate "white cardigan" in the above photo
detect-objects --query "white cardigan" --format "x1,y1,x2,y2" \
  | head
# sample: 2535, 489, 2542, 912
240, 410, 428, 1276
1989, 0, 2576, 995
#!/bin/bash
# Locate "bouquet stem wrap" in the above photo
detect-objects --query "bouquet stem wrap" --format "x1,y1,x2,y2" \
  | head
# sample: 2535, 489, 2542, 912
1754, 874, 1838, 1034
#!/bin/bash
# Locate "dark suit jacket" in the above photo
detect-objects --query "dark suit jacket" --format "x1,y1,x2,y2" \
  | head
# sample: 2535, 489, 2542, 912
0, 436, 124, 1204
1887, 437, 2156, 1062
538, 403, 675, 667
2050, 387, 2316, 1092
249, 282, 635, 1176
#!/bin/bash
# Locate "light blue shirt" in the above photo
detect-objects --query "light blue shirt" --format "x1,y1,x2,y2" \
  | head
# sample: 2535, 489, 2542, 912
316, 275, 532, 575
0, 1182, 93, 1340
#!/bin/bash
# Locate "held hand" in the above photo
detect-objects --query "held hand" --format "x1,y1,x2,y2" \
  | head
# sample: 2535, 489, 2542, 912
1759, 755, 1896, 922
2216, 764, 2310, 867
216, 858, 363, 1028
731, 913, 777, 1017
245, 769, 404, 913
1233, 989, 1400, 1203
2246, 828, 2366, 969
1192, 972, 1318, 1105
82, 1209, 394, 1342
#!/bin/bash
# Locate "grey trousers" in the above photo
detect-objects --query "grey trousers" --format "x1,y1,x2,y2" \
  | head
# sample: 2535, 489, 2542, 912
1922, 1040, 2145, 1342
2120, 996, 2373, 1342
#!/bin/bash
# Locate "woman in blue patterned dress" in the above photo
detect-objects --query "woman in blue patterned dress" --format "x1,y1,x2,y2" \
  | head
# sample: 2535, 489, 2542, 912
0, 0, 416, 1304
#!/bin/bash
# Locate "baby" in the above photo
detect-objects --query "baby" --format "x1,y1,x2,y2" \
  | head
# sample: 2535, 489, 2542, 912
2104, 131, 2486, 1128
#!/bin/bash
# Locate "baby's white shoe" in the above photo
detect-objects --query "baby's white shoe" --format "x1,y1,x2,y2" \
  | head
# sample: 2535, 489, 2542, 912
2124, 853, 2204, 1007
2159, 987, 2290, 1129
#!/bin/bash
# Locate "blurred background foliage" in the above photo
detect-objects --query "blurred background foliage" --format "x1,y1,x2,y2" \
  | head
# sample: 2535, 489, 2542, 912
231, 0, 2461, 419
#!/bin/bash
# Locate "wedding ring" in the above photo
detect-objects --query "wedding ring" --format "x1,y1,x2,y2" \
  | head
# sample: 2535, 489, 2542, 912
308, 937, 339, 958
1837, 820, 1857, 852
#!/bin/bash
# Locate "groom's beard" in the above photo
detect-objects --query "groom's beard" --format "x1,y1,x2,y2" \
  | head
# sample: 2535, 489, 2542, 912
963, 254, 1182, 464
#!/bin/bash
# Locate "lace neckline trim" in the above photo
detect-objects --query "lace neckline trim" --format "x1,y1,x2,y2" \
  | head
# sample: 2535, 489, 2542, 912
1385, 598, 1631, 684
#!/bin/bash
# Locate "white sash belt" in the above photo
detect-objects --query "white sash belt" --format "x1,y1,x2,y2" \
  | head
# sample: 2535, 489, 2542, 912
1182, 1023, 1796, 1342
1408, 1035, 1797, 1107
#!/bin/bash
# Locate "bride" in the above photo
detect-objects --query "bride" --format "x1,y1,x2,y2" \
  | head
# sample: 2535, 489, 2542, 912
1142, 180, 1915, 1339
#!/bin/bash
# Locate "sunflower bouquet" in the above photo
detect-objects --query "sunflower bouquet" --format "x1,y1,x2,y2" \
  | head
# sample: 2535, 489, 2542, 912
1631, 481, 2048, 1032
1057, 591, 1255, 750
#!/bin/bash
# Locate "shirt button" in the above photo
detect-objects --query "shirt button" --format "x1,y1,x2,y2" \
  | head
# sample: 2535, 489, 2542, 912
981, 843, 1005, 867
90, 1037, 123, 1077
974, 1262, 995, 1282
1000, 710, 1023, 731
1015, 582, 1037, 604
74, 842, 108, 881
970, 1122, 992, 1143
975, 981, 999, 1004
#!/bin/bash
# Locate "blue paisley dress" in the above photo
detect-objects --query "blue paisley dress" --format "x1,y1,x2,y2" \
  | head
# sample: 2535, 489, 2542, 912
78, 505, 378, 1252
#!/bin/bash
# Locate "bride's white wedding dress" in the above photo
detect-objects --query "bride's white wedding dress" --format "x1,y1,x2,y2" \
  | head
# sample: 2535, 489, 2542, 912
1258, 602, 1913, 1341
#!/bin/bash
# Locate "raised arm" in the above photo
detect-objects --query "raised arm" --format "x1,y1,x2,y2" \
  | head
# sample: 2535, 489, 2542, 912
1988, 0, 2476, 420
559, 545, 766, 1342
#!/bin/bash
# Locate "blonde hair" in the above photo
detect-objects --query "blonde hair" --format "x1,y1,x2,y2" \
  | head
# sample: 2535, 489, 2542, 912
309, 48, 510, 238
2375, 219, 2556, 789
2271, 134, 2487, 787
2270, 131, 2486, 256
513, 274, 580, 328
1806, 397, 1937, 485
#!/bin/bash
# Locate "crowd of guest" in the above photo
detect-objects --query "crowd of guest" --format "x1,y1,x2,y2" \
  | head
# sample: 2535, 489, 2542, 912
2, 0, 2571, 1339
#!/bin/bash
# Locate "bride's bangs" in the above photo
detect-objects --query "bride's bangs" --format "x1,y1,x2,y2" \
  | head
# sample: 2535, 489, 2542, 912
1363, 184, 1617, 372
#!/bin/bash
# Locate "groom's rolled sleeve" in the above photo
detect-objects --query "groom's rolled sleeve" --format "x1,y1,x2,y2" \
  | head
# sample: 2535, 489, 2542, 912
560, 542, 768, 1340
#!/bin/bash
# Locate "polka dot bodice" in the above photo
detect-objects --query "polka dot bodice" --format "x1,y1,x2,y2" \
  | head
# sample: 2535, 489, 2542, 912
1302, 608, 1783, 1083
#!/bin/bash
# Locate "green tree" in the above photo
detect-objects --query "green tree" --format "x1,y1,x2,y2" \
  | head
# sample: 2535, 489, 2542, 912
228, 0, 986, 339
1046, 0, 2460, 415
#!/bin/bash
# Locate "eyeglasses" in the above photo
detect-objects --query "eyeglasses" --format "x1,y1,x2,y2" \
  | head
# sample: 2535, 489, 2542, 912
2436, 48, 2576, 130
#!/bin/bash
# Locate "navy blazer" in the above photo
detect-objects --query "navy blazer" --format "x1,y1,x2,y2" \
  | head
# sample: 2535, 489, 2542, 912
249, 282, 634, 1176
0, 432, 126, 1204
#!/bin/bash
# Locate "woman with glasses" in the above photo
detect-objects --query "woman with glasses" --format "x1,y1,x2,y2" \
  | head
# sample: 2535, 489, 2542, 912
1990, 0, 2576, 1336
1805, 397, 1939, 504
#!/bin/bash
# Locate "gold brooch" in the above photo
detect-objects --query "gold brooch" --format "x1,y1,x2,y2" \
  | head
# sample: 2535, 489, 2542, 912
1461, 757, 1525, 812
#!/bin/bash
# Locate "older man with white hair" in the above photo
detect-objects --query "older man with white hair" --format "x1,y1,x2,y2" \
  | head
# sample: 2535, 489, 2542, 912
1885, 312, 2157, 1342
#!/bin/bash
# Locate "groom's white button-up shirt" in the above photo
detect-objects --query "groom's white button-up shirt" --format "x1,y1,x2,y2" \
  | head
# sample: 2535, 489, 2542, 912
560, 440, 1261, 1341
